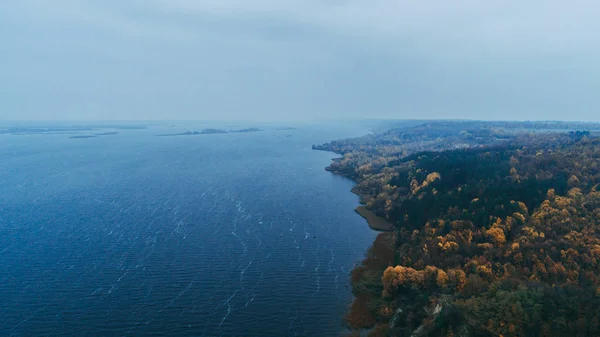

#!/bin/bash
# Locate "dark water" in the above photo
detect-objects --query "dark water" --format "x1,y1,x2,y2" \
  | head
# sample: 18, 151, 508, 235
0, 124, 377, 336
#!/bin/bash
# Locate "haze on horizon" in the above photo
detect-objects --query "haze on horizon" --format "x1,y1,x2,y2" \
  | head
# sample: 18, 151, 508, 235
1, 1, 599, 122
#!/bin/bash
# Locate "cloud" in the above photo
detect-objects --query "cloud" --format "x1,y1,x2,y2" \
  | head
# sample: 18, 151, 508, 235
9, 1, 599, 60
1, 1, 599, 121
14, 1, 600, 53
152, 0, 600, 53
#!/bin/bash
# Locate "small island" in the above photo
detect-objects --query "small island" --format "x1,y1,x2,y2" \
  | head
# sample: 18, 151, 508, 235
69, 135, 96, 139
232, 128, 263, 133
200, 128, 228, 134
274, 127, 297, 131
1, 124, 146, 135
94, 132, 118, 136
157, 129, 229, 136
156, 127, 267, 137
2, 127, 94, 135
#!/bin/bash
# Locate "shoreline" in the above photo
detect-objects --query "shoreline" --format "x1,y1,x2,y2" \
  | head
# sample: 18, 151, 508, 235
354, 206, 394, 232
323, 155, 394, 233
320, 151, 394, 334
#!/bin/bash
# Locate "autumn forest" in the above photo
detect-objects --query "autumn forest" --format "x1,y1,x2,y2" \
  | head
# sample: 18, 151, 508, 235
315, 121, 600, 337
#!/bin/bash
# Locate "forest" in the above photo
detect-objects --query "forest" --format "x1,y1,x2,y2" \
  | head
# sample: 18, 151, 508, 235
316, 122, 600, 337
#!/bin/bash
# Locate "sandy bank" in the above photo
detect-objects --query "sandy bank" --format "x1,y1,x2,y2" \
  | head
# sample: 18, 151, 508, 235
354, 206, 394, 232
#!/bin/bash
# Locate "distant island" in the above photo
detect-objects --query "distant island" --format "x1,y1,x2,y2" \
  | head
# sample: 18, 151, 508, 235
68, 131, 119, 138
2, 127, 94, 135
157, 128, 265, 136
232, 128, 263, 133
199, 128, 228, 134
157, 129, 228, 136
1, 124, 145, 135
274, 127, 297, 131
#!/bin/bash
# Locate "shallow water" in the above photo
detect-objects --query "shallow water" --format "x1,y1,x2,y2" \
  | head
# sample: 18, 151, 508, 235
0, 123, 376, 336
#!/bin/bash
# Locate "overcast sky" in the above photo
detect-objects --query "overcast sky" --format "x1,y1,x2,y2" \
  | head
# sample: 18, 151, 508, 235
1, 1, 599, 121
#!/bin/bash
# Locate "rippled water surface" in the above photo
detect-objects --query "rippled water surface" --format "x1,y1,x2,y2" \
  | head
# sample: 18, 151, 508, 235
0, 124, 377, 336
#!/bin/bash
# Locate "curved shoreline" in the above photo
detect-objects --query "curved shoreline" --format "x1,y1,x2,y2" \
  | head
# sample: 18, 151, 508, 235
322, 155, 394, 233
319, 150, 394, 336
354, 206, 394, 232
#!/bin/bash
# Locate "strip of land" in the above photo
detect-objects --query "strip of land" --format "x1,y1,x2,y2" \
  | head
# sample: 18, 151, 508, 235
355, 206, 394, 232
315, 120, 600, 337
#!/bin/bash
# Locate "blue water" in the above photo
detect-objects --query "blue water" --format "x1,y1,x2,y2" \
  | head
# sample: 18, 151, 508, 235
0, 124, 377, 336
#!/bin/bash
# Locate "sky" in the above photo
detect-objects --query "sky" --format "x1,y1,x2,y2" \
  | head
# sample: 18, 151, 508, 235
1, 1, 599, 122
